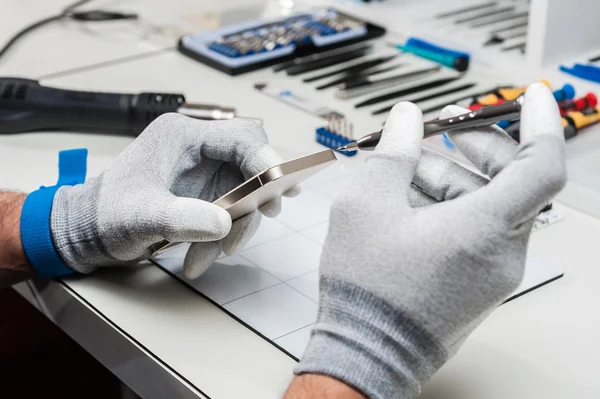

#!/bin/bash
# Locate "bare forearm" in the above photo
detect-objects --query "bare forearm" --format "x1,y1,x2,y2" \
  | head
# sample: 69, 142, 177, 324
0, 191, 31, 286
284, 375, 365, 399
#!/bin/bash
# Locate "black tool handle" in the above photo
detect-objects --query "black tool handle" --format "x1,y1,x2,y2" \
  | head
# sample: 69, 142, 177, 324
286, 46, 370, 76
357, 98, 523, 150
0, 78, 185, 135
423, 98, 520, 135
356, 77, 460, 108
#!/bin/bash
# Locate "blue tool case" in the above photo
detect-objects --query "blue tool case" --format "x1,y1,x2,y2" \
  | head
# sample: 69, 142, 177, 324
178, 9, 386, 75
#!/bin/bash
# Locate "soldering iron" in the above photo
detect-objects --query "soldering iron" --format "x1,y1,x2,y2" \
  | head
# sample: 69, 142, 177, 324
0, 78, 239, 136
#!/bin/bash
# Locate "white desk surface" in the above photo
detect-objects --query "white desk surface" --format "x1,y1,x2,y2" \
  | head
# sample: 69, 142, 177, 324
3, 1, 600, 398
2, 48, 600, 398
0, 0, 267, 78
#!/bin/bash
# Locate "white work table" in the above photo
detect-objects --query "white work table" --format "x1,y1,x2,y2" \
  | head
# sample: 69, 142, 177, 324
0, 0, 267, 78
3, 1, 600, 398
2, 48, 600, 399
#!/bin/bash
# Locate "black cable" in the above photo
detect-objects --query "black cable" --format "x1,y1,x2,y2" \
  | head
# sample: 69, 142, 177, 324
64, 0, 94, 11
0, 15, 63, 60
71, 11, 138, 21
0, 0, 138, 62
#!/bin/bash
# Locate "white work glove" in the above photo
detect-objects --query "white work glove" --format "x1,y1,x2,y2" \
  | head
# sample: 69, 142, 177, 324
50, 114, 299, 278
296, 83, 567, 398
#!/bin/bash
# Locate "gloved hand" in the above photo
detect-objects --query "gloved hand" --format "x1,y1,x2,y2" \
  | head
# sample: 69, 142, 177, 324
295, 83, 566, 398
50, 114, 299, 278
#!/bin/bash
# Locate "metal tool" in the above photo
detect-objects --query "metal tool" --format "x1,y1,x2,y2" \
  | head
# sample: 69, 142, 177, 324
273, 43, 370, 72
484, 29, 528, 46
286, 46, 371, 76
436, 2, 497, 19
590, 54, 600, 63
372, 82, 477, 115
502, 42, 526, 53
490, 21, 528, 35
316, 64, 403, 90
471, 11, 529, 28
335, 67, 441, 99
355, 76, 462, 108
455, 6, 514, 24
0, 78, 242, 136
337, 95, 524, 151
303, 54, 398, 83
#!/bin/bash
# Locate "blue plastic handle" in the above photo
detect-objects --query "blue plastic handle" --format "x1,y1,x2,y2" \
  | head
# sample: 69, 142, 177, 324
553, 83, 576, 102
405, 37, 470, 59
560, 64, 600, 84
398, 44, 459, 69
397, 37, 471, 72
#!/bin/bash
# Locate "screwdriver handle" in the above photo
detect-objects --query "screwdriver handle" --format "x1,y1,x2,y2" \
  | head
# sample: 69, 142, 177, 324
0, 78, 185, 135
355, 96, 524, 150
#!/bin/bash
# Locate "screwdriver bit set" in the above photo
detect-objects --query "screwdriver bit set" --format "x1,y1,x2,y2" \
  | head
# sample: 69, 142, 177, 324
316, 116, 357, 157
178, 9, 385, 75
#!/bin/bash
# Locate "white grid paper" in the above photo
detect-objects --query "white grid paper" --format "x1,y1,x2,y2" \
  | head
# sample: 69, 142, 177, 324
153, 163, 563, 359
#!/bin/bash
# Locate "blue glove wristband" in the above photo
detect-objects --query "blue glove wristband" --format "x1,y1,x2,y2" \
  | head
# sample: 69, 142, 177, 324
20, 149, 88, 278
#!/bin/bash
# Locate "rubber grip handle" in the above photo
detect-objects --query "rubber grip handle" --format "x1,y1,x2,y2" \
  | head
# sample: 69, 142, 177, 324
0, 78, 185, 135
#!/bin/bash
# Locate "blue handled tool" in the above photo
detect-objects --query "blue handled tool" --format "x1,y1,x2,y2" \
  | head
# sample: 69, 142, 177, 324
553, 83, 576, 102
560, 64, 600, 84
397, 37, 470, 72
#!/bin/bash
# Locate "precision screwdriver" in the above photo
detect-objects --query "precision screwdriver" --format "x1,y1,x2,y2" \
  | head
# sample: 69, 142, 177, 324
371, 82, 477, 115
335, 66, 441, 99
454, 6, 514, 24
303, 54, 398, 83
338, 95, 524, 151
0, 77, 241, 136
316, 64, 402, 90
355, 76, 462, 108
470, 11, 529, 28
435, 2, 497, 19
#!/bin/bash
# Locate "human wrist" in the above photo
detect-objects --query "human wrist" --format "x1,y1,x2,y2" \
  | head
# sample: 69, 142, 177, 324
295, 277, 448, 399
284, 374, 365, 399
0, 191, 29, 271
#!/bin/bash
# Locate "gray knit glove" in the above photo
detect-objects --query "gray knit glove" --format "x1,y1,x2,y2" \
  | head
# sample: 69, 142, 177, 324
296, 83, 566, 398
50, 114, 298, 277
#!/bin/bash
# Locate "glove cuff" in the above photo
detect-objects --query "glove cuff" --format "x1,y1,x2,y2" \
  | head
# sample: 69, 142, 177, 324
20, 149, 88, 278
295, 277, 447, 399
50, 183, 103, 274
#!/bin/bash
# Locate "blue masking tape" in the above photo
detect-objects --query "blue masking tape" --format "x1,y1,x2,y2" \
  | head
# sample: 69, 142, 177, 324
20, 149, 88, 278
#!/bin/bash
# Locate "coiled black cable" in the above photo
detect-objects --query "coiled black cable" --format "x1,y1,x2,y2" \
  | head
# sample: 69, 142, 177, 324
0, 0, 138, 62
